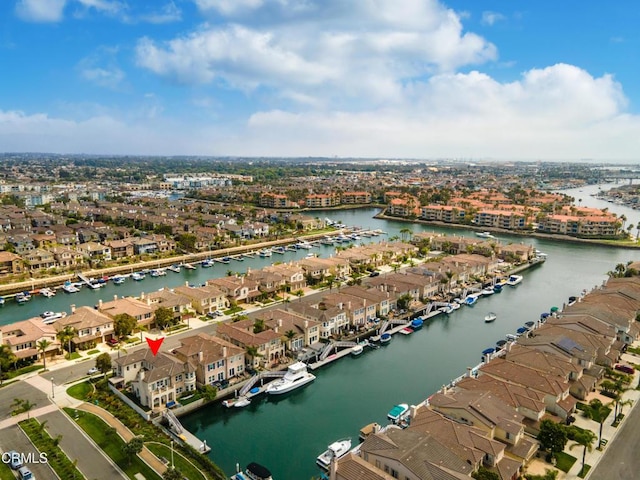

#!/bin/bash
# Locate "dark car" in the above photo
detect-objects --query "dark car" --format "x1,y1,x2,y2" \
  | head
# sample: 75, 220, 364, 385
614, 364, 635, 374
107, 338, 119, 346
369, 271, 380, 277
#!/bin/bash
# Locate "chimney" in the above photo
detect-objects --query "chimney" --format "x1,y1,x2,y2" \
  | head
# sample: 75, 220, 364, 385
304, 320, 308, 328
410, 404, 418, 420
467, 366, 472, 378
98, 299, 103, 308
186, 281, 189, 287
278, 319, 283, 327
147, 297, 151, 305
222, 346, 227, 357
140, 292, 145, 300
71, 304, 76, 313
198, 351, 203, 362
113, 295, 118, 301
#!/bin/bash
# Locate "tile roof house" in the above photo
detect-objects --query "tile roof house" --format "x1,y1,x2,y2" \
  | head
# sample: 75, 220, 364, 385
173, 284, 228, 314
253, 308, 321, 351
54, 305, 116, 350
216, 319, 285, 368
1, 318, 60, 362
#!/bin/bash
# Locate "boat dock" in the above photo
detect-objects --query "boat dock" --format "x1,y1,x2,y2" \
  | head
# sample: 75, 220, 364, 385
161, 409, 211, 453
77, 273, 100, 289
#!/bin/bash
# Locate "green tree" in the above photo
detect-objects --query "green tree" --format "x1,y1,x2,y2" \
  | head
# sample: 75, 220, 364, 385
537, 419, 568, 454
294, 289, 304, 302
163, 467, 183, 480
253, 319, 266, 334
114, 313, 137, 338
0, 344, 17, 383
283, 330, 296, 351
471, 466, 500, 480
122, 437, 144, 465
582, 398, 611, 449
95, 352, 112, 375
11, 398, 36, 418
154, 306, 175, 330
56, 325, 77, 357
569, 428, 597, 477
201, 385, 217, 401
245, 345, 262, 366
37, 339, 52, 370
396, 293, 413, 311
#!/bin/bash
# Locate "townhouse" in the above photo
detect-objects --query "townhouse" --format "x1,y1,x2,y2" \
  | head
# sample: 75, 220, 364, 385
54, 305, 116, 350
253, 308, 321, 351
173, 333, 245, 386
216, 319, 285, 367
97, 296, 154, 329
287, 302, 349, 340
1, 318, 60, 364
206, 276, 260, 304
0, 251, 23, 277
173, 284, 229, 315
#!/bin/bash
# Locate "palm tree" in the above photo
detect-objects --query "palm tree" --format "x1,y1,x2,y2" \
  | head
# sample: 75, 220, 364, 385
283, 330, 296, 352
56, 326, 77, 358
569, 428, 597, 476
37, 339, 52, 370
294, 289, 304, 302
399, 228, 412, 242
245, 345, 262, 367
582, 398, 611, 449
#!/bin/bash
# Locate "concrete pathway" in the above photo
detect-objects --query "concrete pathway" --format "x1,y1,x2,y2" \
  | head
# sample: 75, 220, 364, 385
77, 402, 168, 476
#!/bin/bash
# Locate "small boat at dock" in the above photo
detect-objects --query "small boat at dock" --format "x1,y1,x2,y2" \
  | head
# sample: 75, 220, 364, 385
131, 272, 146, 281
316, 438, 352, 470
380, 332, 392, 344
112, 275, 126, 285
40, 287, 56, 297
410, 318, 424, 329
62, 281, 80, 293
150, 268, 166, 277
476, 231, 495, 239
506, 274, 523, 286
387, 403, 409, 423
351, 344, 364, 356
265, 362, 315, 395
167, 264, 181, 273
182, 263, 197, 270
231, 462, 273, 480
15, 292, 32, 304
41, 311, 67, 325
201, 259, 215, 268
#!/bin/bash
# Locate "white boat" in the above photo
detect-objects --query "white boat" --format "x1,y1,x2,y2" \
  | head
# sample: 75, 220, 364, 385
40, 287, 56, 298
304, 252, 317, 259
484, 312, 497, 323
112, 275, 126, 285
201, 259, 215, 268
351, 344, 364, 356
296, 241, 313, 249
476, 231, 495, 239
131, 272, 146, 281
150, 268, 166, 277
506, 274, 523, 286
464, 294, 479, 306
316, 438, 352, 470
41, 312, 67, 325
231, 462, 273, 480
234, 397, 251, 408
258, 248, 272, 257
505, 333, 518, 341
182, 263, 197, 270
15, 292, 32, 304
481, 287, 495, 295
380, 332, 392, 344
0, 297, 4, 306
387, 403, 409, 423
62, 282, 80, 293
167, 264, 181, 273
265, 362, 315, 395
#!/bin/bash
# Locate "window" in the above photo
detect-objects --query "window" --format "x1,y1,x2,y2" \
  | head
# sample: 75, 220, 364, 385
217, 359, 225, 368
207, 363, 215, 371
175, 374, 182, 382
217, 372, 224, 381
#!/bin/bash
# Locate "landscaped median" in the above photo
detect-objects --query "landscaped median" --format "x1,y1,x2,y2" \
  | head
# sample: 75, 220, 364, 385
19, 417, 84, 479
145, 442, 207, 480
63, 407, 162, 480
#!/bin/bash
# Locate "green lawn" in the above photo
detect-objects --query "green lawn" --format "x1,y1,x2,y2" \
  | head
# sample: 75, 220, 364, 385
87, 349, 100, 355
66, 382, 93, 401
19, 418, 84, 480
67, 352, 81, 360
64, 408, 162, 480
145, 442, 206, 480
554, 452, 577, 473
5, 364, 43, 379
0, 461, 15, 480
578, 464, 591, 478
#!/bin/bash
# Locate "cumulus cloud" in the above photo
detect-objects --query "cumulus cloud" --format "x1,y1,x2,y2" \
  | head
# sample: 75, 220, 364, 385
481, 11, 506, 26
15, 0, 67, 22
137, 0, 497, 106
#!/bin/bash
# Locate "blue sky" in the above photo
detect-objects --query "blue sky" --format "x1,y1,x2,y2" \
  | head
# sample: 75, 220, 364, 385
1, 0, 639, 160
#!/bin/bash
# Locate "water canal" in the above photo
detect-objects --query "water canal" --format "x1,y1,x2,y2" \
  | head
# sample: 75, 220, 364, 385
2, 186, 638, 478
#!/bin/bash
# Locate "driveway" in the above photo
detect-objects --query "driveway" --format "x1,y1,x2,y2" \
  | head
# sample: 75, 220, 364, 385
0, 425, 56, 479
40, 410, 126, 480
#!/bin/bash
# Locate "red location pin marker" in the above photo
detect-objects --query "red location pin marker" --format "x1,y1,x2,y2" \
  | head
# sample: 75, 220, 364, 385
146, 337, 165, 356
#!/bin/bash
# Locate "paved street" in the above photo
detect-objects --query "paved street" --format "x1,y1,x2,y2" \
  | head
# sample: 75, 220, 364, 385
588, 387, 640, 480
0, 381, 49, 420
40, 410, 126, 480
0, 425, 57, 479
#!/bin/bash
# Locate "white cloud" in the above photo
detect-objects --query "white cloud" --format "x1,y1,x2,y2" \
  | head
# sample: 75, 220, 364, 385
481, 11, 506, 26
137, 0, 497, 106
77, 47, 126, 90
15, 0, 67, 23
140, 2, 182, 24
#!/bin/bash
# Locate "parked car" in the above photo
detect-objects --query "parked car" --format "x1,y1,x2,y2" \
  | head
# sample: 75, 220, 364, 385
6, 451, 23, 470
107, 338, 119, 346
369, 271, 380, 277
614, 364, 635, 374
87, 367, 99, 375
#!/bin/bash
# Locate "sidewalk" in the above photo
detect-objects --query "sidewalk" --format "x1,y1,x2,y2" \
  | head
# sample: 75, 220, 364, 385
563, 356, 640, 479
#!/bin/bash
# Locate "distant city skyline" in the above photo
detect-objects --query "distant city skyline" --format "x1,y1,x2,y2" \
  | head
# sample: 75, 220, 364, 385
1, 0, 639, 160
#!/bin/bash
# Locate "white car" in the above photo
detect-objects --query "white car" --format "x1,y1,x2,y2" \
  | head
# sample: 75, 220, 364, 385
87, 367, 99, 375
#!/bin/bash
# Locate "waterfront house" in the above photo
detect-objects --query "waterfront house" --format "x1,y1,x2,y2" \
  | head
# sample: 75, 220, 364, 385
455, 375, 548, 435
408, 407, 526, 479
478, 358, 576, 420
49, 246, 84, 269
105, 239, 134, 259
329, 453, 395, 480
319, 292, 374, 327
340, 285, 392, 318
207, 276, 260, 304
262, 262, 306, 291
0, 251, 23, 277
76, 241, 112, 262
358, 425, 477, 480
440, 253, 499, 278
341, 191, 372, 204
173, 332, 245, 386
55, 305, 116, 350
498, 243, 535, 263
287, 302, 349, 339
474, 209, 526, 230
1, 318, 60, 364
97, 296, 154, 329
216, 319, 285, 367
427, 389, 538, 463
253, 309, 320, 352
173, 284, 228, 315
420, 204, 464, 223
114, 350, 196, 409
23, 248, 56, 272
144, 288, 192, 319
245, 269, 287, 298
